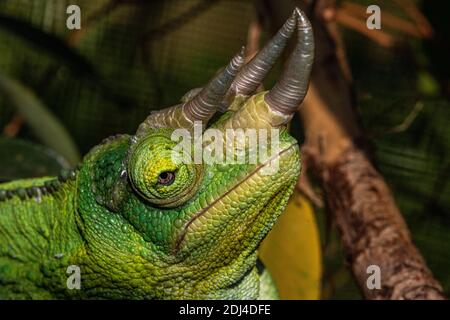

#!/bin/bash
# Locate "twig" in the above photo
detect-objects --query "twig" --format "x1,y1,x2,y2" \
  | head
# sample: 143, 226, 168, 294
341, 1, 424, 39
386, 101, 424, 134
335, 7, 395, 48
394, 0, 434, 38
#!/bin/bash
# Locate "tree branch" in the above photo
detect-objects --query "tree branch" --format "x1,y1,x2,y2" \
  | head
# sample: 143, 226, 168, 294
258, 0, 445, 299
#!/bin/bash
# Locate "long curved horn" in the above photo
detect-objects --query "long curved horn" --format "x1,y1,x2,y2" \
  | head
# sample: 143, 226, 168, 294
227, 9, 297, 98
264, 8, 314, 115
183, 47, 245, 122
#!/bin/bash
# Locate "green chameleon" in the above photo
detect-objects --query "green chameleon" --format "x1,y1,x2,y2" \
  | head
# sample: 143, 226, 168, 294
0, 8, 313, 299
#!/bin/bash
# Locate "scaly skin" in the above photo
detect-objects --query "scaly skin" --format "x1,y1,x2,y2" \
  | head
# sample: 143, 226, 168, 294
0, 8, 313, 299
0, 177, 82, 299
0, 93, 300, 299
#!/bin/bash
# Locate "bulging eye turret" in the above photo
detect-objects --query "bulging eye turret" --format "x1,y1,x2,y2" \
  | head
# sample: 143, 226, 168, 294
127, 131, 203, 208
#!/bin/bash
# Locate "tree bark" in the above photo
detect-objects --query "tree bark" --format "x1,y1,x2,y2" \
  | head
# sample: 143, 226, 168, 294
258, 0, 445, 299
312, 145, 444, 299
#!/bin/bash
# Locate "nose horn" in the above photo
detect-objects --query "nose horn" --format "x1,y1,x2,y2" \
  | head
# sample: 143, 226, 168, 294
264, 8, 314, 115
227, 9, 297, 98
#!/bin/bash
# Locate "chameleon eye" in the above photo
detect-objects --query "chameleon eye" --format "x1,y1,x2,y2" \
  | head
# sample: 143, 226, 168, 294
157, 171, 175, 186
128, 131, 203, 208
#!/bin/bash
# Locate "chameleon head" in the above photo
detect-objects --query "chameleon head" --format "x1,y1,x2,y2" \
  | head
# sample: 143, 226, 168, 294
80, 8, 313, 298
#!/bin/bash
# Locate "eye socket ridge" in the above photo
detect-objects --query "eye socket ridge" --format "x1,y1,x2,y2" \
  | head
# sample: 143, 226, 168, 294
157, 170, 176, 186
127, 130, 205, 207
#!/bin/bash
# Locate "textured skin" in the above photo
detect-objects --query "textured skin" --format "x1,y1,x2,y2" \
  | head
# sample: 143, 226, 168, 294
0, 91, 301, 299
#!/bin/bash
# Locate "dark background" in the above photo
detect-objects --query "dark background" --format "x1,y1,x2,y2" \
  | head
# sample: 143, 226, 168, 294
0, 0, 448, 299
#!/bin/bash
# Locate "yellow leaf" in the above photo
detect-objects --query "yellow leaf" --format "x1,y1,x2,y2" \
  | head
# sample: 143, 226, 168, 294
259, 190, 322, 299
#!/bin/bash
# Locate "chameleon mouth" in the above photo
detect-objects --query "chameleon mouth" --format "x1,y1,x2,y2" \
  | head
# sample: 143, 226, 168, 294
173, 143, 298, 253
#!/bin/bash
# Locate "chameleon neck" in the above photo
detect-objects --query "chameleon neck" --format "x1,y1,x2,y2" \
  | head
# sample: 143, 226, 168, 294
0, 173, 84, 299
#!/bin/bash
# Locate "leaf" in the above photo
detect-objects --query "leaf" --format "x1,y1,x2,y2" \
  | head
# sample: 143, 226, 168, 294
0, 73, 81, 165
0, 14, 96, 78
259, 191, 322, 300
0, 137, 70, 182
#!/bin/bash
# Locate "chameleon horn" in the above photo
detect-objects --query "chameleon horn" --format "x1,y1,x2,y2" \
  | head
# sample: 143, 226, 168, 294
264, 8, 314, 115
227, 9, 297, 98
135, 49, 245, 136
183, 48, 245, 122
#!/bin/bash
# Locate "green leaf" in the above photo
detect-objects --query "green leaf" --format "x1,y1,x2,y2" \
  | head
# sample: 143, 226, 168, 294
0, 14, 96, 78
0, 73, 80, 165
0, 137, 70, 182
260, 192, 322, 299
417, 71, 440, 97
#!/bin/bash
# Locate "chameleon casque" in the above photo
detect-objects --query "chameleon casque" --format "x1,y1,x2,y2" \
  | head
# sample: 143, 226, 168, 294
0, 8, 314, 299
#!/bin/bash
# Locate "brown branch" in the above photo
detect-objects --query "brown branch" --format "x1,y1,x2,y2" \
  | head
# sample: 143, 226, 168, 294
394, 0, 434, 38
305, 144, 444, 299
304, 1, 444, 299
385, 101, 424, 134
341, 1, 425, 39
335, 7, 395, 48
296, 152, 324, 208
258, 0, 445, 299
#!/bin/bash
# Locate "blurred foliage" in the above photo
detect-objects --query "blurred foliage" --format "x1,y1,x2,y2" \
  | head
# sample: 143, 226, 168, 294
0, 72, 80, 164
0, 0, 448, 299
0, 137, 69, 182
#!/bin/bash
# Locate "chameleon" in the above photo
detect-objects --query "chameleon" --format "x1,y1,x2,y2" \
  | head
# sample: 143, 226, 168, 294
0, 8, 314, 299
